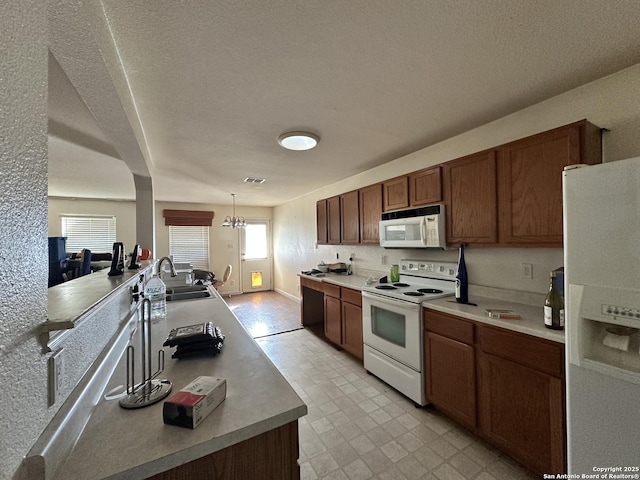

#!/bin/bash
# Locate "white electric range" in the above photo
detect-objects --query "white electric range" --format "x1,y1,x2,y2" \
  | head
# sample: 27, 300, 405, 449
361, 259, 457, 405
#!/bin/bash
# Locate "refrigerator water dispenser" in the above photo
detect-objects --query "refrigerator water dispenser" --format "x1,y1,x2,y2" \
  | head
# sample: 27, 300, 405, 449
568, 284, 640, 385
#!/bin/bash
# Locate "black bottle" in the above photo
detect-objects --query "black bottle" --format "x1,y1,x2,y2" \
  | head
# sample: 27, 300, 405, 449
455, 243, 468, 304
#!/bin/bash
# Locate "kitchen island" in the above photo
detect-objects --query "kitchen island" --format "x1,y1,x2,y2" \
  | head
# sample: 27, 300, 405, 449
30, 286, 307, 480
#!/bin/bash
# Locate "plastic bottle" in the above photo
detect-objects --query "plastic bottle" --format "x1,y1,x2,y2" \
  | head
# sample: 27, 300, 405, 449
455, 243, 468, 304
144, 274, 167, 321
544, 271, 564, 330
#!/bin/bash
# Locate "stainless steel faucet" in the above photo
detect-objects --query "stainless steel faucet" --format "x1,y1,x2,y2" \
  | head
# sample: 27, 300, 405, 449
157, 256, 178, 278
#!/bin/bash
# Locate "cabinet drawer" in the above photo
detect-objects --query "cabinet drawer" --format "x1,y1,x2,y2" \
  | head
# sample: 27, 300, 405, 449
341, 287, 362, 306
300, 276, 323, 292
478, 325, 564, 378
424, 309, 474, 344
323, 282, 341, 298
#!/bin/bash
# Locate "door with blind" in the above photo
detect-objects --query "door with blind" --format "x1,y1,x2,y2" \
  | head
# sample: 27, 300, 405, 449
239, 220, 272, 292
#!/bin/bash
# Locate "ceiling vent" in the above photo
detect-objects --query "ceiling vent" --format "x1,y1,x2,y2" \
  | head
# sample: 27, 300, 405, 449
244, 177, 266, 184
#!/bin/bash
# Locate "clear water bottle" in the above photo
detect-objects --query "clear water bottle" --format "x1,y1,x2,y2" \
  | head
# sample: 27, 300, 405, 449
144, 274, 167, 321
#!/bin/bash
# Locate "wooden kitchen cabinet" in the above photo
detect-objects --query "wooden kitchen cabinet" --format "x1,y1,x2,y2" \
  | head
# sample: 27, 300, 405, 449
497, 120, 601, 246
316, 199, 328, 245
323, 283, 342, 345
477, 325, 565, 476
327, 195, 341, 244
322, 283, 363, 360
444, 150, 498, 244
340, 190, 360, 244
409, 166, 442, 206
359, 183, 382, 244
383, 176, 409, 211
424, 310, 476, 430
341, 287, 363, 360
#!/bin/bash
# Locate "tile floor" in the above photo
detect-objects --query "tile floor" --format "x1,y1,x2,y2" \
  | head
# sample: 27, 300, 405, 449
233, 292, 539, 480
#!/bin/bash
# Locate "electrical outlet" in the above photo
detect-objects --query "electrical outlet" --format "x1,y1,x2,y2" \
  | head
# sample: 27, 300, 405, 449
380, 255, 387, 265
522, 263, 533, 279
48, 348, 64, 406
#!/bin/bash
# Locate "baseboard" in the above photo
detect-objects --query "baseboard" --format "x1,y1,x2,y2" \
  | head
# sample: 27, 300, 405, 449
275, 288, 300, 303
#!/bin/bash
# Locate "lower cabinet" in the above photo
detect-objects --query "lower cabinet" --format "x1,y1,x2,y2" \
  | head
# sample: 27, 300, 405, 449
424, 311, 476, 430
423, 309, 566, 476
477, 325, 565, 476
324, 284, 363, 360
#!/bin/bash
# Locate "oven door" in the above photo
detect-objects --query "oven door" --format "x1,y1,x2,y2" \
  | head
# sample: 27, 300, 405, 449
362, 291, 422, 371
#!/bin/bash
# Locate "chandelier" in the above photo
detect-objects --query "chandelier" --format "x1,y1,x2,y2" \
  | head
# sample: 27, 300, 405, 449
222, 194, 246, 228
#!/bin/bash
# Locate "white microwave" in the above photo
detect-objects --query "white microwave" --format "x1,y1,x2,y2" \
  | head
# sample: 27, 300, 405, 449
379, 204, 446, 248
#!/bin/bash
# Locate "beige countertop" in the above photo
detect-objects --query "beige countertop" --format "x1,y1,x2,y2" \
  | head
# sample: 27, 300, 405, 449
423, 295, 565, 344
299, 273, 564, 344
50, 289, 307, 480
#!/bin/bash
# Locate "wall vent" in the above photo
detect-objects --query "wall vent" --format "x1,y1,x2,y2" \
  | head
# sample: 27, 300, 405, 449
244, 177, 266, 184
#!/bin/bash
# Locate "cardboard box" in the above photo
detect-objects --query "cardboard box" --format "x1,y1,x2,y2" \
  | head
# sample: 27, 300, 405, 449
163, 376, 226, 429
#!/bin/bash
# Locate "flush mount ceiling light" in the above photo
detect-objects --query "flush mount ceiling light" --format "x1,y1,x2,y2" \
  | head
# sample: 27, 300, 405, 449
277, 131, 319, 151
221, 193, 246, 228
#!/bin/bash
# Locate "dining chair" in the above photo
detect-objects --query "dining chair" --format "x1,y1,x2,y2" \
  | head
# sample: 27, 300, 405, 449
80, 249, 92, 276
214, 264, 232, 290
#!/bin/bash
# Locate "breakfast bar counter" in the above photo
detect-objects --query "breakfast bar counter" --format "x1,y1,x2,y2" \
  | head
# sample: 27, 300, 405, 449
34, 288, 307, 480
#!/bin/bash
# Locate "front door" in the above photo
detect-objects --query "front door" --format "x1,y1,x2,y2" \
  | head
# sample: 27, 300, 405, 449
239, 220, 272, 292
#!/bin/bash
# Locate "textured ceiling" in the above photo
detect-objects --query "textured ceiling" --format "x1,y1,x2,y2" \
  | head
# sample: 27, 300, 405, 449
48, 0, 640, 206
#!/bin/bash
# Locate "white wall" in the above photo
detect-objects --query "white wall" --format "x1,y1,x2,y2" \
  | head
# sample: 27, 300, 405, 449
0, 2, 48, 478
274, 63, 640, 300
48, 198, 137, 253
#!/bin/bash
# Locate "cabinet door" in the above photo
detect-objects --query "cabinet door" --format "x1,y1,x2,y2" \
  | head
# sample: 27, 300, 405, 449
425, 332, 476, 429
316, 199, 328, 245
498, 124, 580, 245
324, 295, 342, 345
327, 196, 341, 245
478, 352, 565, 476
409, 166, 442, 206
341, 301, 363, 360
340, 190, 360, 244
359, 183, 382, 244
383, 176, 409, 212
444, 151, 498, 244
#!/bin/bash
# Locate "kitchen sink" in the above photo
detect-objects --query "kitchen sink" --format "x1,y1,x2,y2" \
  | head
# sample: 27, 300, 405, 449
166, 284, 212, 301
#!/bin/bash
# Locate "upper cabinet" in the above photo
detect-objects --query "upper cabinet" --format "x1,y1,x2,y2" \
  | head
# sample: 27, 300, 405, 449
316, 119, 601, 248
340, 190, 360, 244
444, 151, 498, 244
316, 199, 328, 245
409, 166, 442, 206
327, 196, 341, 244
382, 176, 409, 212
359, 183, 382, 244
497, 120, 602, 246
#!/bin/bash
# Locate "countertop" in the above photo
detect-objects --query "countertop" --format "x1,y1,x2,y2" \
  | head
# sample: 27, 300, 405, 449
46, 261, 154, 326
299, 272, 565, 344
51, 289, 307, 480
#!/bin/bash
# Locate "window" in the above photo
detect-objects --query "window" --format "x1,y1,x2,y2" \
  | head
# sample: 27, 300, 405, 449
244, 223, 268, 259
169, 226, 209, 270
61, 215, 116, 253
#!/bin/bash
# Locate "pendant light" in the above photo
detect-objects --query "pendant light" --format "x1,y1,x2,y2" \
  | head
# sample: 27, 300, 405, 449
222, 194, 246, 228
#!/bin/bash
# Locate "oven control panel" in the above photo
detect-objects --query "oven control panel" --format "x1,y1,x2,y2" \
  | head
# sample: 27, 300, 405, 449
400, 260, 457, 279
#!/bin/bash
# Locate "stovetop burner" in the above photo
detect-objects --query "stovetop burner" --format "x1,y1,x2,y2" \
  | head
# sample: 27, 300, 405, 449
393, 282, 410, 287
417, 288, 444, 294
403, 291, 425, 297
375, 285, 397, 290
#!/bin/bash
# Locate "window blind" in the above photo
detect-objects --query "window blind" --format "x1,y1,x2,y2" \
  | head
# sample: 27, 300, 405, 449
169, 226, 210, 270
61, 215, 116, 253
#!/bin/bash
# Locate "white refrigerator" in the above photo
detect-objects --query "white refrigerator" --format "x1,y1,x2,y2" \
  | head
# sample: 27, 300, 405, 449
563, 156, 640, 474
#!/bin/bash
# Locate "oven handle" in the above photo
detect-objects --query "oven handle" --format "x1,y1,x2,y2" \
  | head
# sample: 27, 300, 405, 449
361, 291, 421, 311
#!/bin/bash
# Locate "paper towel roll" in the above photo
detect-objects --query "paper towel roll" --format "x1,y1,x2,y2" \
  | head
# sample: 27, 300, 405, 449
603, 332, 630, 351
